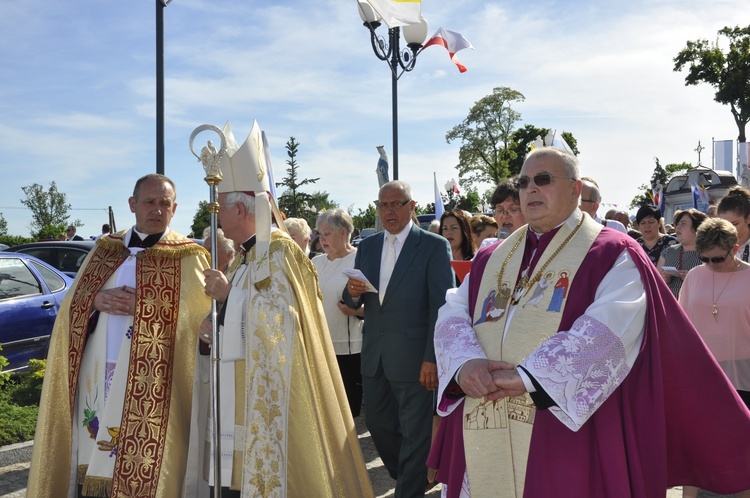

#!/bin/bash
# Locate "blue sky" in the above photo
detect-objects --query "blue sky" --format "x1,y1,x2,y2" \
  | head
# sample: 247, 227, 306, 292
0, 0, 745, 237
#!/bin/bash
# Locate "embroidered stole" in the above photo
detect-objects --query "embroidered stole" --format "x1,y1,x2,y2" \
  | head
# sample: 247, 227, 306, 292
70, 240, 183, 497
463, 216, 601, 497
240, 239, 296, 497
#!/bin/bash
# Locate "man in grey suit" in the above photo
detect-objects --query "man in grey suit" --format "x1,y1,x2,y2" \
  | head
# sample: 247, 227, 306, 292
344, 180, 454, 497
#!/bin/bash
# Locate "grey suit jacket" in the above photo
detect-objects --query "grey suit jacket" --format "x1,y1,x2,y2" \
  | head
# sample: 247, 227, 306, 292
343, 223, 454, 381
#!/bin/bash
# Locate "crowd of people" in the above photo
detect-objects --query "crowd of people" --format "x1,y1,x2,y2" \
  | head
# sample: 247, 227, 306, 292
26, 144, 750, 498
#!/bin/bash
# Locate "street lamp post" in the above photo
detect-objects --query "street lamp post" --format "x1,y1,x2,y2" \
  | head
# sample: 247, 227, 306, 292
358, 3, 428, 181
156, 0, 173, 175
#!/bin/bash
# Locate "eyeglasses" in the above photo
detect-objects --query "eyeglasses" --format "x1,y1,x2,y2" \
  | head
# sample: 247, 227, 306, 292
580, 198, 597, 203
514, 173, 575, 190
698, 251, 732, 264
494, 207, 522, 217
377, 199, 411, 211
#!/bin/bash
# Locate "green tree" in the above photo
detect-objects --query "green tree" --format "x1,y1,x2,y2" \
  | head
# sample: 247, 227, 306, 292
276, 137, 319, 220
456, 189, 482, 213
508, 126, 580, 175
302, 191, 338, 228
665, 162, 693, 178
0, 235, 35, 247
190, 201, 210, 238
447, 87, 525, 189
309, 191, 337, 212
349, 204, 377, 231
629, 159, 691, 208
0, 213, 7, 236
674, 25, 750, 142
20, 182, 82, 239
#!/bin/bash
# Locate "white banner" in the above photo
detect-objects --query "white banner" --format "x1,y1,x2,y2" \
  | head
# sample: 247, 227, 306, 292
739, 142, 750, 189
713, 139, 733, 172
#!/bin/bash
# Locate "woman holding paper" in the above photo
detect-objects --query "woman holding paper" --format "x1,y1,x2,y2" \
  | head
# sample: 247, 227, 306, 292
657, 208, 708, 298
312, 208, 364, 417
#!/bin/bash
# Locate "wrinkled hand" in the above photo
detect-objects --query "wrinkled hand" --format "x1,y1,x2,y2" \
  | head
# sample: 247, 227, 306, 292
458, 359, 514, 399
94, 286, 136, 316
203, 268, 231, 302
337, 300, 363, 317
199, 317, 213, 344
420, 361, 438, 390
658, 269, 672, 283
346, 278, 366, 299
485, 368, 527, 401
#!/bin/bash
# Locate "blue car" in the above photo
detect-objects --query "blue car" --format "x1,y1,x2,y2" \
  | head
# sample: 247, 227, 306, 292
0, 252, 74, 372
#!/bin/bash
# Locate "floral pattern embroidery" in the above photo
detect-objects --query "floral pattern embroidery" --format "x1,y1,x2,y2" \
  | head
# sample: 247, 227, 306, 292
524, 314, 629, 430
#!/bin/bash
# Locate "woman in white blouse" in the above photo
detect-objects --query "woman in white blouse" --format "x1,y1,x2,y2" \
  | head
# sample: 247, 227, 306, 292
312, 208, 364, 417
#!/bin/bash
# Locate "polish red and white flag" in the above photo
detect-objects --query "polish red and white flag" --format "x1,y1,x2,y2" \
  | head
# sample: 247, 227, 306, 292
422, 28, 474, 73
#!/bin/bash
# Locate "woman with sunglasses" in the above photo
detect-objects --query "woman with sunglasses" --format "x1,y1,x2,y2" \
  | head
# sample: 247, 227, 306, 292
635, 204, 676, 264
678, 218, 750, 498
656, 208, 708, 298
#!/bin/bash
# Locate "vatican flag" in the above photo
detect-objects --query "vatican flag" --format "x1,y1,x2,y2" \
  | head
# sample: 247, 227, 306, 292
360, 0, 421, 28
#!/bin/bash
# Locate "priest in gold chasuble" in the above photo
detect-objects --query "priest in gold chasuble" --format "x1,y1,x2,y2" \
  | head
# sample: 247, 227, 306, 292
28, 174, 212, 498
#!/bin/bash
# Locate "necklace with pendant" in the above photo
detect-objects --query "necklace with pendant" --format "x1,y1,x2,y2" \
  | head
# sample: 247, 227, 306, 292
711, 262, 738, 319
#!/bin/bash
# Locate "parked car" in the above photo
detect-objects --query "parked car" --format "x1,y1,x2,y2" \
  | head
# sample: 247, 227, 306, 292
0, 253, 74, 372
352, 228, 377, 247
417, 213, 436, 230
4, 240, 95, 278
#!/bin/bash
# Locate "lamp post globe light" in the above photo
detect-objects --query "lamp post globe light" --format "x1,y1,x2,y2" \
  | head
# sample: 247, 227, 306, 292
357, 1, 429, 181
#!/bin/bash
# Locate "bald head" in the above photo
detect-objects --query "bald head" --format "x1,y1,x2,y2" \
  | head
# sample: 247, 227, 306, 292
579, 180, 601, 218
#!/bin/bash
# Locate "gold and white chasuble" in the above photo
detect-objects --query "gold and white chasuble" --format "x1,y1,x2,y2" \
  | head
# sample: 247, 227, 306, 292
206, 231, 373, 498
463, 216, 601, 497
27, 230, 211, 498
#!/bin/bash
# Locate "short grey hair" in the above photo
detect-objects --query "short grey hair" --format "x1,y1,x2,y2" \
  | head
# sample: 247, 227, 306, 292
316, 208, 354, 235
524, 146, 580, 180
202, 227, 236, 258
284, 217, 312, 240
379, 180, 413, 201
696, 218, 737, 254
581, 178, 602, 202
225, 191, 255, 214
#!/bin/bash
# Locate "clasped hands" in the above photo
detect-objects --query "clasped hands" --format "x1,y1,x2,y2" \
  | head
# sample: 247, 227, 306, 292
458, 359, 527, 401
94, 286, 136, 316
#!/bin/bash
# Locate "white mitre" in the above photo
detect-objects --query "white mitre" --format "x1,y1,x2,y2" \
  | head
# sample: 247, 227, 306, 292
217, 120, 272, 287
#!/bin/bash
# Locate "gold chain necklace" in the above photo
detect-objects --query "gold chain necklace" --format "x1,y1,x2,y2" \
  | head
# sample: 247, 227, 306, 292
711, 261, 738, 319
497, 216, 585, 305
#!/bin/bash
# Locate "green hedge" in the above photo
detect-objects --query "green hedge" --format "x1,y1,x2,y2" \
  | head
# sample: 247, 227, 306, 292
0, 357, 44, 446
0, 235, 35, 247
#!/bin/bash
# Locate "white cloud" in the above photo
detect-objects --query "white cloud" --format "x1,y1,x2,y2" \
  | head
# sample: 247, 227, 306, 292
0, 0, 746, 237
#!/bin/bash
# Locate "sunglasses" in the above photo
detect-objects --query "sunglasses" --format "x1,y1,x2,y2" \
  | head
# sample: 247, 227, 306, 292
698, 251, 731, 264
514, 173, 575, 190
